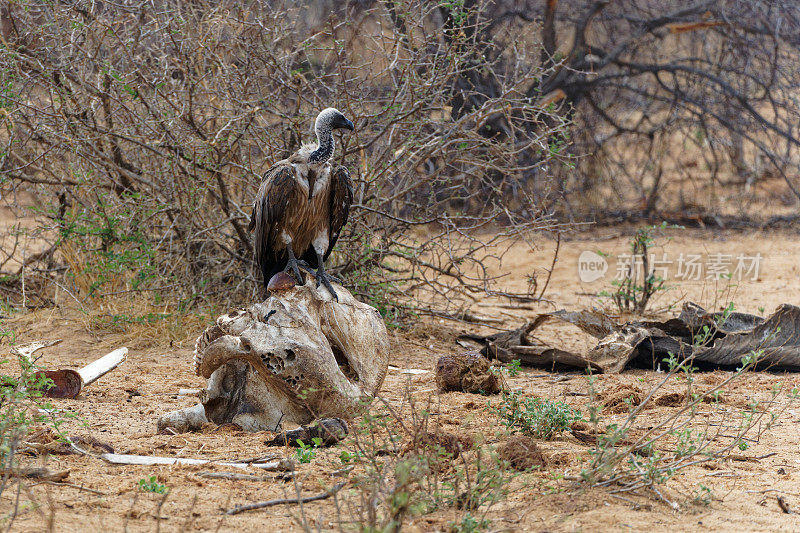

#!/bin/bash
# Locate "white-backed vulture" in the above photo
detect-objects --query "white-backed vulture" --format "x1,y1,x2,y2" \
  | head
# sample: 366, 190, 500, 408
248, 108, 354, 300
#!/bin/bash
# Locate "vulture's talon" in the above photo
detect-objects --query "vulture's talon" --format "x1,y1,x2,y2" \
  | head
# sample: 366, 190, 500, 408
286, 257, 315, 285
318, 273, 339, 302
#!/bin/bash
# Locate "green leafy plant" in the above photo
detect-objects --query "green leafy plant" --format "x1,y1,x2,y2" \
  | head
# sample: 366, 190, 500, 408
450, 513, 491, 533
339, 450, 357, 464
599, 222, 682, 314
1, 349, 80, 502
494, 391, 581, 439
296, 437, 323, 463
505, 359, 521, 377
694, 484, 713, 506
137, 475, 168, 494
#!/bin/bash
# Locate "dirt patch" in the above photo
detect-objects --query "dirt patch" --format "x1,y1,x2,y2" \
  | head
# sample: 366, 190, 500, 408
498, 435, 546, 471
5, 229, 800, 531
599, 384, 645, 414
654, 390, 729, 407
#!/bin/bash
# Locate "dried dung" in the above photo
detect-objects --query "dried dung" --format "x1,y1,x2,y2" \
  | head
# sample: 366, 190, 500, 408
435, 351, 501, 394
498, 435, 546, 471
600, 384, 645, 414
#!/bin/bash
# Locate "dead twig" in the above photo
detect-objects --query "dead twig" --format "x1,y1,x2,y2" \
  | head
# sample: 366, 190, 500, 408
197, 471, 293, 482
41, 481, 107, 496
2, 468, 69, 482
225, 482, 346, 515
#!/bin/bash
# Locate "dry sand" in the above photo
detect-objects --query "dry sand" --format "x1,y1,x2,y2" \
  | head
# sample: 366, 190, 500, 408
2, 228, 800, 532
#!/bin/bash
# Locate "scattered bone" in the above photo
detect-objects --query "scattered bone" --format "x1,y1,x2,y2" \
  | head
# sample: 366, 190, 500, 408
157, 403, 207, 434
197, 471, 293, 482
458, 302, 800, 373
388, 365, 430, 375
604, 303, 800, 371
77, 348, 127, 386
8, 340, 80, 398
435, 351, 501, 394
38, 370, 83, 399
159, 282, 389, 433
100, 453, 287, 470
177, 388, 200, 397
460, 314, 603, 372
11, 340, 62, 363
8, 345, 127, 399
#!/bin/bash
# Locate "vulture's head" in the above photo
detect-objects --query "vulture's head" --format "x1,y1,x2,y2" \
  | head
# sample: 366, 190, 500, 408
316, 108, 354, 133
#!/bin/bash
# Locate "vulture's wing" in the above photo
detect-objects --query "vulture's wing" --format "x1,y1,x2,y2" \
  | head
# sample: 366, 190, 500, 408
250, 164, 303, 280
325, 165, 354, 260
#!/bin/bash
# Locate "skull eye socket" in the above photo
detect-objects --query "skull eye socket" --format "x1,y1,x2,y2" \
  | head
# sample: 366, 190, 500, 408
286, 348, 296, 362
332, 344, 359, 382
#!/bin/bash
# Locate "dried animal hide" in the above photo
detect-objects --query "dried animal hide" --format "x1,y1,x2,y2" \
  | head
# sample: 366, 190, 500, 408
462, 303, 800, 373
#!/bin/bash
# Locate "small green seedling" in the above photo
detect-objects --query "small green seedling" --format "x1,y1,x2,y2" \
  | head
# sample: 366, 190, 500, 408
505, 359, 521, 377
137, 476, 168, 494
296, 437, 324, 463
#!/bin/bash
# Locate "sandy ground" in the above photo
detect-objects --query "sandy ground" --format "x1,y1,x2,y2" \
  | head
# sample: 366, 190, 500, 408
3, 228, 800, 532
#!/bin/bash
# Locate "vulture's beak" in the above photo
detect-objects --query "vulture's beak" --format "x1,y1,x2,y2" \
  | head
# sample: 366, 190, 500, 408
342, 118, 354, 131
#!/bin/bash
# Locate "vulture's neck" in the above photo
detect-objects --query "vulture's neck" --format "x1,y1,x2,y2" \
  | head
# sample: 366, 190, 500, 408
309, 124, 333, 164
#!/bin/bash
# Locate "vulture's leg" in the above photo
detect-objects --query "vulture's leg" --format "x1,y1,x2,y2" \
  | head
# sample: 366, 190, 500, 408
314, 251, 341, 301
285, 244, 314, 284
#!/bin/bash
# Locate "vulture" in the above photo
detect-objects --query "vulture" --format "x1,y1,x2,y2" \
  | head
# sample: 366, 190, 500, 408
248, 108, 354, 300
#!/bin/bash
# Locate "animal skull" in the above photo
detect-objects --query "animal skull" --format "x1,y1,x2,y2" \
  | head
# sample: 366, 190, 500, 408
157, 282, 390, 433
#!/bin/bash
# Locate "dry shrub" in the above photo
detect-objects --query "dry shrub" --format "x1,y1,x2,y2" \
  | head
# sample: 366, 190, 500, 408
333, 390, 512, 530
536, 1, 800, 220
0, 0, 570, 316
581, 328, 800, 509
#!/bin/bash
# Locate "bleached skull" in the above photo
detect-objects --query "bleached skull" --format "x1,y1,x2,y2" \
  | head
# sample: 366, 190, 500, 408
158, 282, 390, 433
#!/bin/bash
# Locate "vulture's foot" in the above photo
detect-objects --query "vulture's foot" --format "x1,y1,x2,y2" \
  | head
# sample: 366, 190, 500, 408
313, 259, 341, 301
285, 256, 315, 285
316, 271, 340, 301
